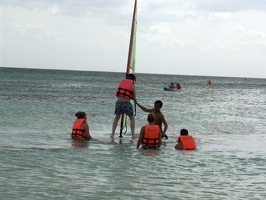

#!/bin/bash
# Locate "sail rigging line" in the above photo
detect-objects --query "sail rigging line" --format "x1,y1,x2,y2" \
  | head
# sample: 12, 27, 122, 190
119, 0, 137, 138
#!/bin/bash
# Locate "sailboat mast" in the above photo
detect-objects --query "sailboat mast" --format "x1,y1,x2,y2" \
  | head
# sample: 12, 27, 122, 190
119, 0, 137, 138
126, 0, 137, 74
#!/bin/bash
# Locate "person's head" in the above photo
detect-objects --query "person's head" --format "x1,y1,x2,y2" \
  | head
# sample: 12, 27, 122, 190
126, 73, 136, 82
147, 113, 155, 123
180, 129, 188, 136
154, 100, 163, 111
75, 111, 87, 119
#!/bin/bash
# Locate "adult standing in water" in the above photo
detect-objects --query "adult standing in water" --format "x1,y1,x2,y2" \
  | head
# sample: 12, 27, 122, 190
136, 100, 168, 139
110, 73, 138, 140
72, 111, 92, 140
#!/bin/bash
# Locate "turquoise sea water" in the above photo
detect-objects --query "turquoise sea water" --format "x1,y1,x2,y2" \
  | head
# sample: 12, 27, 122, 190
0, 67, 266, 199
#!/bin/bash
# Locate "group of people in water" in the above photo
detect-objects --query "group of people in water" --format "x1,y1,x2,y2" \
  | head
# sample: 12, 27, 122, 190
168, 80, 213, 89
71, 73, 196, 150
169, 82, 181, 89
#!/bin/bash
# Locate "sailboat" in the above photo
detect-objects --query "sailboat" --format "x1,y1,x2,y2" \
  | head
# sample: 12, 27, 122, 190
119, 0, 137, 138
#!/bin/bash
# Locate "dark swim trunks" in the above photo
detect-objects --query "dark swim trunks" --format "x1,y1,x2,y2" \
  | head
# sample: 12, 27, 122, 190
114, 100, 133, 117
143, 146, 158, 149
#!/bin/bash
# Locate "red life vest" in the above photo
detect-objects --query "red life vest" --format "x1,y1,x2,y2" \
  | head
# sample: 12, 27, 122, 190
116, 78, 134, 99
142, 124, 160, 148
71, 119, 88, 139
178, 135, 196, 150
169, 83, 175, 89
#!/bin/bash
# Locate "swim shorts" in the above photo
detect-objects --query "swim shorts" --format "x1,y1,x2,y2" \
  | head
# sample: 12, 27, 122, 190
143, 146, 158, 149
114, 100, 133, 117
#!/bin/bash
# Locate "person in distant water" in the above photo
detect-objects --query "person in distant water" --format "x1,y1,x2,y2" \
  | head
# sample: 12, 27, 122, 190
137, 113, 162, 149
136, 100, 168, 139
208, 80, 212, 85
175, 129, 196, 150
169, 82, 175, 89
110, 73, 138, 140
176, 82, 181, 89
72, 111, 92, 140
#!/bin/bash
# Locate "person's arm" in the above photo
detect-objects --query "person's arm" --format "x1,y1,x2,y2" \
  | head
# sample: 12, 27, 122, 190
131, 84, 136, 100
175, 143, 182, 150
137, 126, 144, 149
135, 101, 153, 113
161, 114, 168, 134
175, 137, 182, 149
82, 123, 92, 139
158, 130, 162, 147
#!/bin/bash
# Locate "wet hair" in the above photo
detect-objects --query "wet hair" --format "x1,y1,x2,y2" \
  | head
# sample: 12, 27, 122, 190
126, 73, 136, 81
180, 129, 188, 135
75, 111, 86, 119
147, 113, 155, 123
154, 100, 163, 108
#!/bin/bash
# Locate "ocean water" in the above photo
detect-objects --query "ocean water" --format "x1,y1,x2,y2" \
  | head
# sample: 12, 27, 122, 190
0, 67, 265, 200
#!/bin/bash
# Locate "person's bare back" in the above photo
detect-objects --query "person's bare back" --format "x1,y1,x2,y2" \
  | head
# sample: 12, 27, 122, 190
136, 100, 168, 138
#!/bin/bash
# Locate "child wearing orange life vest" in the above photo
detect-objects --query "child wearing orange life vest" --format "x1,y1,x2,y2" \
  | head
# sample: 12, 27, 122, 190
72, 111, 92, 140
175, 129, 196, 150
137, 113, 162, 149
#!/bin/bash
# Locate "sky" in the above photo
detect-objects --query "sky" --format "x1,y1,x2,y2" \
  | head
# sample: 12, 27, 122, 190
1, 0, 266, 78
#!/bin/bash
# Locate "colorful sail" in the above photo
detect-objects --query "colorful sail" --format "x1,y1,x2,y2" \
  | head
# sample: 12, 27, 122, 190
120, 0, 137, 137
126, 0, 137, 75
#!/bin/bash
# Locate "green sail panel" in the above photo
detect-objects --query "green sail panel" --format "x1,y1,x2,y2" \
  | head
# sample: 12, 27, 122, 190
129, 10, 137, 74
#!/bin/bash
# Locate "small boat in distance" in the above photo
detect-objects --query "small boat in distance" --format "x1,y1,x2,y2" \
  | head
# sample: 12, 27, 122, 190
164, 81, 181, 91
164, 86, 178, 91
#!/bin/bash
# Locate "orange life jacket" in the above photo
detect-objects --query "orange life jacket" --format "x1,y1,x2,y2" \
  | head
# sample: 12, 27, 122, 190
116, 78, 134, 99
178, 135, 196, 150
142, 124, 160, 148
71, 119, 88, 139
169, 83, 175, 89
